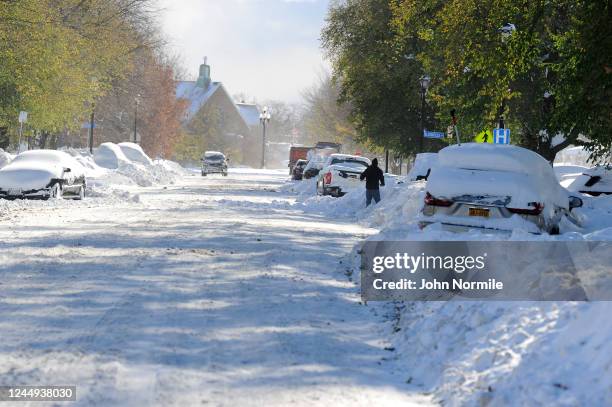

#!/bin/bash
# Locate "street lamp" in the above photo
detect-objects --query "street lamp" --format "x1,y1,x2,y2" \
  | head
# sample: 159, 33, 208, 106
259, 106, 271, 168
133, 94, 141, 143
499, 24, 515, 127
419, 75, 431, 153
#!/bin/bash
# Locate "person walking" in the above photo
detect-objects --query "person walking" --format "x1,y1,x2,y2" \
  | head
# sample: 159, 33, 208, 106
360, 158, 385, 206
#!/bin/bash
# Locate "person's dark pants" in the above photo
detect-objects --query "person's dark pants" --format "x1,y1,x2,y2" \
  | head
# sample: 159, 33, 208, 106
366, 189, 381, 206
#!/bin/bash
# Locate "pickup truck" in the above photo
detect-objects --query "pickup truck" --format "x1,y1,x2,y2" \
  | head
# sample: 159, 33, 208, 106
316, 154, 371, 197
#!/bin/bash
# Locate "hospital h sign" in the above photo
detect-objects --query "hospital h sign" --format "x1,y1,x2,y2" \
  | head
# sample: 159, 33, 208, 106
494, 128, 511, 144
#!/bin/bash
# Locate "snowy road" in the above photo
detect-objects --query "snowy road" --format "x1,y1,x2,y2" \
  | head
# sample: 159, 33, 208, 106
0, 170, 433, 406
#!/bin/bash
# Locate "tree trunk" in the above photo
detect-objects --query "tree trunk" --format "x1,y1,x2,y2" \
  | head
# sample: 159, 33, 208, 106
39, 131, 49, 149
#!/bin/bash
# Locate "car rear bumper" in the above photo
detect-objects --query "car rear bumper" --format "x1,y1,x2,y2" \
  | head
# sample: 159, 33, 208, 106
202, 166, 227, 173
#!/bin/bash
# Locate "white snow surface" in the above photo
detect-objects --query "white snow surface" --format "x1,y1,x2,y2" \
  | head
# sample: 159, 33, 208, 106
0, 168, 433, 407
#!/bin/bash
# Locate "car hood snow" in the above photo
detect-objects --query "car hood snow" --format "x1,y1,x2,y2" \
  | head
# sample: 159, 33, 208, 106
0, 164, 60, 190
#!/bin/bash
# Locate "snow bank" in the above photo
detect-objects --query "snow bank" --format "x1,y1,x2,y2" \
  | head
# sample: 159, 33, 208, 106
0, 148, 14, 168
63, 145, 187, 197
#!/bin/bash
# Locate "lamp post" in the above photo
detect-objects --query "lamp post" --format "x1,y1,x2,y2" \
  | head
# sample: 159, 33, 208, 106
133, 94, 141, 143
419, 75, 431, 153
499, 24, 515, 129
259, 106, 271, 169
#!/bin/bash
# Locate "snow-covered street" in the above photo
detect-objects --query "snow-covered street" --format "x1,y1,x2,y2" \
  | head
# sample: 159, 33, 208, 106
0, 169, 433, 406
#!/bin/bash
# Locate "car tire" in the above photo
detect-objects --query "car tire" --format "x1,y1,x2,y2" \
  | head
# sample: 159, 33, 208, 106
223, 172, 228, 177
74, 184, 85, 201
49, 183, 63, 200
549, 225, 560, 235
202, 172, 207, 177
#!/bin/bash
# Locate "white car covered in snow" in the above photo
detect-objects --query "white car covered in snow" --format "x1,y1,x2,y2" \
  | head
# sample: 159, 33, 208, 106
94, 142, 130, 169
567, 165, 612, 196
118, 142, 153, 165
408, 153, 438, 181
316, 154, 371, 197
0, 150, 86, 200
420, 143, 583, 234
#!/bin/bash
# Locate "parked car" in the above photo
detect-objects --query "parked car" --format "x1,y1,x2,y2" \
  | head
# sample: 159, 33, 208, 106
408, 153, 438, 181
94, 142, 129, 169
292, 159, 308, 180
316, 154, 371, 197
118, 142, 153, 165
419, 143, 583, 234
567, 165, 612, 196
302, 159, 322, 180
202, 151, 228, 176
288, 146, 312, 175
0, 150, 86, 200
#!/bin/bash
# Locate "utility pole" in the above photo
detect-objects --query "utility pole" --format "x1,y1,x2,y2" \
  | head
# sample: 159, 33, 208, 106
88, 106, 95, 154
133, 95, 140, 143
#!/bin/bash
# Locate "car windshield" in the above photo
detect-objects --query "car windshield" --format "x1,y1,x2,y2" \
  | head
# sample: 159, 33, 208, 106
204, 154, 224, 161
330, 158, 369, 168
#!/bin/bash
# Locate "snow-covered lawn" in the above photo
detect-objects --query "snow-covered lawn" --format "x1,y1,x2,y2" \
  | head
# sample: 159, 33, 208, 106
0, 169, 433, 406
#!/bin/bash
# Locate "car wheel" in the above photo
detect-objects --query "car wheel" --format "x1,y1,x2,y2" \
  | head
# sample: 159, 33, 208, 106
74, 184, 85, 201
202, 172, 207, 176
223, 172, 228, 177
50, 183, 63, 200
549, 225, 560, 235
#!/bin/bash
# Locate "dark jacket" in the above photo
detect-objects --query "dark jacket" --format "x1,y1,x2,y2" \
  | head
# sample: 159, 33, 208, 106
360, 161, 385, 190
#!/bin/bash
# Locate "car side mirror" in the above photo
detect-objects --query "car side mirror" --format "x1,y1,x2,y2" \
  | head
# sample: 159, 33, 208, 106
569, 196, 583, 209
63, 167, 71, 173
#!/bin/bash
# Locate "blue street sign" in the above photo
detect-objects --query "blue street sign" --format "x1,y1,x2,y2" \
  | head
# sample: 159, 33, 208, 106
424, 130, 445, 139
494, 128, 511, 144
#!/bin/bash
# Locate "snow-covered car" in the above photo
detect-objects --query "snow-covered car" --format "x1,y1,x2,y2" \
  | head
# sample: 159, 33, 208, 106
94, 142, 130, 169
420, 143, 583, 234
202, 151, 228, 176
0, 150, 86, 200
567, 165, 612, 196
408, 153, 438, 181
316, 154, 371, 197
118, 142, 153, 165
292, 159, 308, 180
302, 159, 322, 180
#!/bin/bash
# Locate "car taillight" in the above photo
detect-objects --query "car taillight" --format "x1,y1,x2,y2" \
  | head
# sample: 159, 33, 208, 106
508, 202, 544, 216
424, 192, 453, 207
324, 172, 332, 184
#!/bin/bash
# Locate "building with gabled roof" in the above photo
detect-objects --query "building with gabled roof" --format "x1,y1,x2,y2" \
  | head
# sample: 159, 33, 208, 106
176, 59, 261, 166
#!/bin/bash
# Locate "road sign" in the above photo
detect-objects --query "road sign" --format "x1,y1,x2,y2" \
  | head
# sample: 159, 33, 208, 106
494, 128, 511, 144
18, 111, 28, 123
474, 129, 493, 143
423, 130, 445, 139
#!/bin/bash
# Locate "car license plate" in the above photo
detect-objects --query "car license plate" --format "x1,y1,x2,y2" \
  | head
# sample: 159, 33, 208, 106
8, 188, 21, 196
469, 207, 490, 218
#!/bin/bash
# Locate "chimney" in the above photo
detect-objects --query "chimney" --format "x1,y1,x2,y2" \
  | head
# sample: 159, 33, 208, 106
196, 56, 211, 89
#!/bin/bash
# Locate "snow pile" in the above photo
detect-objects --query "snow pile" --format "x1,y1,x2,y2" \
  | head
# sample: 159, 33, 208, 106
391, 301, 611, 407
64, 145, 187, 192
0, 148, 14, 168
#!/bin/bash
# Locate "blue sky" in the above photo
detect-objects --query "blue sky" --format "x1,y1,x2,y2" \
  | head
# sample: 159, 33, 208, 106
159, 0, 330, 103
